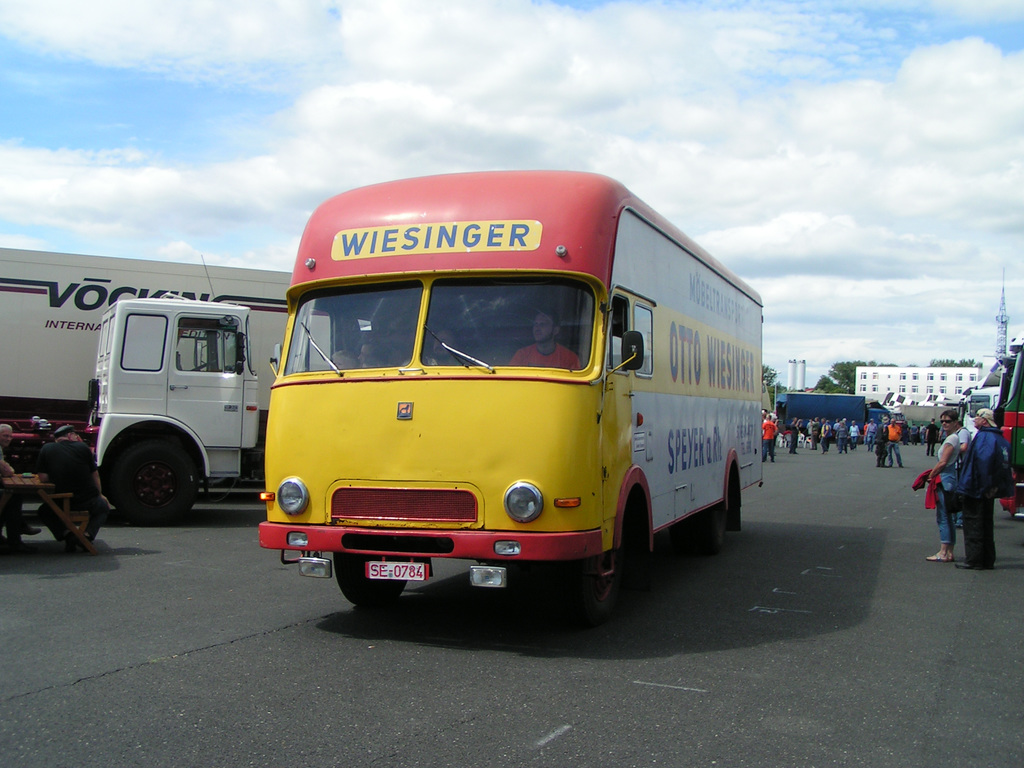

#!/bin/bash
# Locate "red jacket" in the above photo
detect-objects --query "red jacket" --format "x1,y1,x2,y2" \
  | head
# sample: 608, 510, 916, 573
911, 470, 941, 509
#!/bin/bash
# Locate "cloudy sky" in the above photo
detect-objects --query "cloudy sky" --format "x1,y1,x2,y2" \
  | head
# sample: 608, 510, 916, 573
1, 0, 1022, 382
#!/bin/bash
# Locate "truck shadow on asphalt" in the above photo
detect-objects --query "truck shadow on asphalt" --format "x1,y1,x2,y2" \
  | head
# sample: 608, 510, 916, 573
0, 541, 159, 576
315, 520, 885, 660
106, 498, 266, 529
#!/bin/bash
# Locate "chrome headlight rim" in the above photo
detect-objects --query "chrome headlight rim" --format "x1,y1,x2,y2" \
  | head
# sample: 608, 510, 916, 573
277, 477, 309, 516
504, 481, 543, 523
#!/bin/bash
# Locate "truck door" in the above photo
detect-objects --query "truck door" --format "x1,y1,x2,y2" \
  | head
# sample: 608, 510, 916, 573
601, 295, 639, 525
167, 314, 245, 448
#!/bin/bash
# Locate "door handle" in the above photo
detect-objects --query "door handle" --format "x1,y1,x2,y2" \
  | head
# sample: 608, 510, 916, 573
169, 384, 189, 391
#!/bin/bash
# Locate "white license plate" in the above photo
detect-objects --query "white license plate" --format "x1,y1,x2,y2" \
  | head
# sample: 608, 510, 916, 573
365, 561, 427, 581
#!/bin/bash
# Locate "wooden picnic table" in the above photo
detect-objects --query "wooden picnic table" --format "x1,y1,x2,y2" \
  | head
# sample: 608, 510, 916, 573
0, 474, 97, 555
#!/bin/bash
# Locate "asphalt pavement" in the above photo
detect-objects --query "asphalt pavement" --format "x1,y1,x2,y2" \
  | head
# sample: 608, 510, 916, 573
1, 442, 1022, 768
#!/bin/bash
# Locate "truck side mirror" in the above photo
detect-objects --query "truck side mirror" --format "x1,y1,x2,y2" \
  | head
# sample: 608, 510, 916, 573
87, 377, 100, 409
234, 332, 246, 374
620, 330, 644, 371
270, 343, 281, 377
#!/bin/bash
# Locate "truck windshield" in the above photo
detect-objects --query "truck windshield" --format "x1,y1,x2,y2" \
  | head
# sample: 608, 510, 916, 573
285, 282, 423, 373
423, 277, 594, 370
283, 277, 594, 374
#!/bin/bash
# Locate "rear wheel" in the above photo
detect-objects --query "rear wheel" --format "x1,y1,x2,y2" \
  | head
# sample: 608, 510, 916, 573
567, 549, 622, 627
694, 502, 727, 555
334, 553, 406, 607
109, 439, 198, 526
669, 501, 727, 556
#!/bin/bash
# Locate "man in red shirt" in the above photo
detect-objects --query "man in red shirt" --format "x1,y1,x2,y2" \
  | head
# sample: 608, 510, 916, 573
510, 310, 580, 369
762, 415, 778, 463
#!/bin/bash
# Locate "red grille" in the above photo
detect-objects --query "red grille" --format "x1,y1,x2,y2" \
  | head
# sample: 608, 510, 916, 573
331, 487, 478, 523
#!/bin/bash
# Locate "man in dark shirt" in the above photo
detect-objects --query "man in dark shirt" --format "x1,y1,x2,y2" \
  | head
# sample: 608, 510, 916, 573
925, 419, 940, 456
36, 425, 110, 552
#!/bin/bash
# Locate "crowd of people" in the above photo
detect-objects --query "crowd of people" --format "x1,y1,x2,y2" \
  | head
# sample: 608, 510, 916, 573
761, 411, 941, 467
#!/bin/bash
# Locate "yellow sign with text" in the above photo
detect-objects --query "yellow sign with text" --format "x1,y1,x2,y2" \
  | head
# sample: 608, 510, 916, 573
643, 308, 761, 401
332, 220, 543, 260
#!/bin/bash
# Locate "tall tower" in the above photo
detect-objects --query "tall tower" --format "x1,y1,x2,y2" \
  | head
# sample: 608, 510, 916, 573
996, 270, 1008, 358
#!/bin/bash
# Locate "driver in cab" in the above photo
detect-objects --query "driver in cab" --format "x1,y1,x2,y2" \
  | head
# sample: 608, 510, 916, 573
510, 309, 580, 369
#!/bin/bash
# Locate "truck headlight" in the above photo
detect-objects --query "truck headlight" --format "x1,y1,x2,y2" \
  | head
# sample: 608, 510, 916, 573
277, 477, 309, 515
504, 482, 543, 523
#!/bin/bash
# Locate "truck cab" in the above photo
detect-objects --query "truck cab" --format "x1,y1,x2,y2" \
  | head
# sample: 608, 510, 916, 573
93, 298, 258, 524
995, 336, 1024, 518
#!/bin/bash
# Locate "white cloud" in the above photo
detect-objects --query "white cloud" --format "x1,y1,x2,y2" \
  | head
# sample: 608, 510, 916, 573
1, 1, 1022, 384
928, 0, 1024, 22
0, 231, 49, 250
156, 239, 298, 272
0, 0, 336, 79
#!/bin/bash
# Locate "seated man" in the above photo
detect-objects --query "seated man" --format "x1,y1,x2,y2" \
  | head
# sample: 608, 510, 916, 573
1, 423, 40, 552
35, 425, 110, 552
510, 310, 580, 369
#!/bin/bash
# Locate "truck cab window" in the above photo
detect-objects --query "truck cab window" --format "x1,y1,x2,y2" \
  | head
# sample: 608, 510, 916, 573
285, 283, 423, 374
175, 317, 238, 373
424, 277, 594, 370
608, 295, 629, 370
634, 304, 653, 377
121, 313, 168, 372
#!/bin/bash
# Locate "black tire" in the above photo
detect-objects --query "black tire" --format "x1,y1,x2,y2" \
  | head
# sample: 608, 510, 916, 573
668, 516, 693, 555
109, 439, 198, 526
567, 549, 622, 627
334, 553, 406, 607
694, 502, 727, 555
669, 502, 727, 556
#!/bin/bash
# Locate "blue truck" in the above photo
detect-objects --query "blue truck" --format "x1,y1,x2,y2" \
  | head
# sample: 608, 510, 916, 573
775, 392, 869, 424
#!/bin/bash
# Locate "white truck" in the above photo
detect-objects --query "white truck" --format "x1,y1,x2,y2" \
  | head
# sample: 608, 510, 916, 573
1, 247, 290, 523
94, 297, 267, 524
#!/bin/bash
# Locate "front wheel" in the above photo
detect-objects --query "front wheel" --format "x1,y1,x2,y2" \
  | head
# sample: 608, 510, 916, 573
109, 439, 198, 526
566, 549, 622, 627
334, 553, 406, 607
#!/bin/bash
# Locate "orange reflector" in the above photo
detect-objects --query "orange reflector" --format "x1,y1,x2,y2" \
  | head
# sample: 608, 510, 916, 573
553, 497, 581, 508
260, 492, 276, 502
636, 412, 644, 426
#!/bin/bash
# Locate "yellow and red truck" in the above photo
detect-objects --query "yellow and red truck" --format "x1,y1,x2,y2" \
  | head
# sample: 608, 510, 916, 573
259, 171, 763, 625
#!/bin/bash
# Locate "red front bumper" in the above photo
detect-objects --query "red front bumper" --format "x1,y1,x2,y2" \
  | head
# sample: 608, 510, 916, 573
258, 521, 604, 561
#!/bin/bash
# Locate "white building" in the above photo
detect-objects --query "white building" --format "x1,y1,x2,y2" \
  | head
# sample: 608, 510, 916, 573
855, 365, 983, 404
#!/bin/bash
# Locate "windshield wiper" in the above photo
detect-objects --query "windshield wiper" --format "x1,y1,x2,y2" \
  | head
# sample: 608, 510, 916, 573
424, 325, 494, 373
300, 321, 342, 377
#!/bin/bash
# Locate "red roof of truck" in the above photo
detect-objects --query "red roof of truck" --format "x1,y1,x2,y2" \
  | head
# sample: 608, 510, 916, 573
292, 171, 756, 303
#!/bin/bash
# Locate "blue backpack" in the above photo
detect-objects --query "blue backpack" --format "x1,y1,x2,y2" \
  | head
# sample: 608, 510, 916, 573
957, 428, 1015, 499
